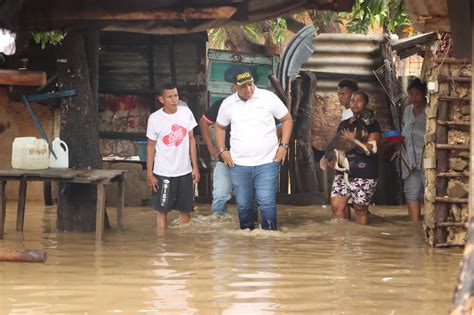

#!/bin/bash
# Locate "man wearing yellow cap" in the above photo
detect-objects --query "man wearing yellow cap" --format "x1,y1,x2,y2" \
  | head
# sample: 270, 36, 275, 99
215, 67, 293, 230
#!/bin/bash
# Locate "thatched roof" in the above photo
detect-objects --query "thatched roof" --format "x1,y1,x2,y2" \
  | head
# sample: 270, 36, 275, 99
0, 0, 354, 34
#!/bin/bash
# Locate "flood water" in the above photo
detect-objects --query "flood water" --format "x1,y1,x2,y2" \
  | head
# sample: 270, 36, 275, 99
0, 202, 463, 314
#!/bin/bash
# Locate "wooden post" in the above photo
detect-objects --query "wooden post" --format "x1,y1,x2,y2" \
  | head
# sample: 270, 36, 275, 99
290, 78, 302, 193
435, 100, 449, 244
470, 9, 474, 220
16, 180, 27, 231
0, 249, 47, 263
96, 183, 106, 241
116, 177, 124, 231
294, 71, 319, 193
0, 181, 6, 239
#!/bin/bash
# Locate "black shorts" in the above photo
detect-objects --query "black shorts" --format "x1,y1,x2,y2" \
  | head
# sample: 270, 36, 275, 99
151, 173, 194, 213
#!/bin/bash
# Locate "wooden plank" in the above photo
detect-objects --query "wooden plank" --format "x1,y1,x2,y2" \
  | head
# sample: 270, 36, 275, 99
438, 76, 472, 83
96, 184, 106, 241
0, 181, 6, 239
437, 120, 470, 126
438, 95, 471, 102
436, 144, 470, 150
44, 6, 238, 21
436, 221, 467, 228
16, 180, 27, 231
435, 197, 469, 204
435, 100, 449, 245
434, 242, 465, 248
0, 69, 46, 86
116, 177, 124, 231
437, 171, 469, 178
433, 57, 470, 64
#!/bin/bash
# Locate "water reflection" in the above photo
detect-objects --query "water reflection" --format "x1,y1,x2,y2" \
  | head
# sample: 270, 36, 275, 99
0, 202, 463, 314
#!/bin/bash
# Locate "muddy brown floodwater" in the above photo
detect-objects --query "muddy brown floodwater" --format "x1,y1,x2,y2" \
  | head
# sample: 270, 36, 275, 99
0, 202, 463, 314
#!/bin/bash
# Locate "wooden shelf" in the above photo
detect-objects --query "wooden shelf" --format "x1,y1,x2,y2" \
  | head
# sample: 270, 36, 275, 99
436, 221, 467, 228
438, 76, 472, 83
435, 144, 470, 151
433, 57, 470, 64
438, 95, 471, 102
435, 196, 468, 204
437, 171, 469, 178
434, 243, 465, 248
437, 120, 470, 127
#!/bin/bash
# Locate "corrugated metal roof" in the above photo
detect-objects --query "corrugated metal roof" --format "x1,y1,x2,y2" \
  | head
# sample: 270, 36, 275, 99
301, 33, 386, 95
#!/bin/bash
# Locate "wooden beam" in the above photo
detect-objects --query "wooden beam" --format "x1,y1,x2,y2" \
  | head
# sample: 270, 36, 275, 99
437, 120, 471, 127
0, 70, 46, 87
47, 7, 238, 21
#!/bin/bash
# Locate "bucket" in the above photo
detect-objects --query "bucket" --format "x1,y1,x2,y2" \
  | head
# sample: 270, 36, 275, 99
136, 140, 147, 161
49, 137, 69, 168
12, 137, 49, 170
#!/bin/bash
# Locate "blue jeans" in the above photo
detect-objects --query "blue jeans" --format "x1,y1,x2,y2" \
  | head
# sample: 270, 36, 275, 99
230, 162, 280, 230
211, 162, 233, 214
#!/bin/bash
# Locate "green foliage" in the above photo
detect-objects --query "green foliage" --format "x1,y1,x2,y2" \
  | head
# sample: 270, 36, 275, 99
312, 11, 342, 33
31, 30, 67, 49
208, 28, 227, 49
269, 18, 287, 44
208, 18, 288, 50
336, 0, 411, 34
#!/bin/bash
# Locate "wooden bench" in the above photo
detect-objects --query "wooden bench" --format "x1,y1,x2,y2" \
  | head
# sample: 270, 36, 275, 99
0, 168, 125, 242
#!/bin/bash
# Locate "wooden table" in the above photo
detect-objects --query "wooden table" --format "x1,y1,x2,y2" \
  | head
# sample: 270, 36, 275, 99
0, 169, 125, 242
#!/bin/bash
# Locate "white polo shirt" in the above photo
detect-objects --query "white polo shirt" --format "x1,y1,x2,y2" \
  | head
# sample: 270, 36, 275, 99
216, 87, 288, 166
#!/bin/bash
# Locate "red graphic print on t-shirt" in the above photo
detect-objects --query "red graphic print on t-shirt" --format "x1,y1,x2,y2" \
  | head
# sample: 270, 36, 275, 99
163, 124, 187, 146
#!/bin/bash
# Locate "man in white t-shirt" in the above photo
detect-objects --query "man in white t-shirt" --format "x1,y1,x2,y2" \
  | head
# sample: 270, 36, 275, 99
215, 67, 293, 230
338, 78, 359, 121
336, 78, 358, 219
146, 83, 200, 231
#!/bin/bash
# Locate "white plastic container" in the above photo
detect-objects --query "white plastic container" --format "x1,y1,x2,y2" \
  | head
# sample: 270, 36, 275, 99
11, 137, 49, 170
49, 138, 69, 168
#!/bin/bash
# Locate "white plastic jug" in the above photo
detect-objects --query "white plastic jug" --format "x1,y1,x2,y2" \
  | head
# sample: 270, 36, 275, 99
49, 138, 69, 168
12, 137, 49, 170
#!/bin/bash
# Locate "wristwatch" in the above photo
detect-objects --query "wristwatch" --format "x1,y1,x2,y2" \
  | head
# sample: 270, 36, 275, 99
218, 147, 228, 155
279, 143, 289, 149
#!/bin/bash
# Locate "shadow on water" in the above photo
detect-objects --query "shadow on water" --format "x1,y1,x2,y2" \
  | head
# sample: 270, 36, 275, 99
0, 201, 462, 314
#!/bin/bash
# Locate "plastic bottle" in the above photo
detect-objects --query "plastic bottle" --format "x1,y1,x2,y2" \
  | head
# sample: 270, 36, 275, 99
49, 138, 69, 168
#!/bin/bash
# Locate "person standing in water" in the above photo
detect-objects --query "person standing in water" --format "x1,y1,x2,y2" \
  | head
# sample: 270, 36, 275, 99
401, 78, 427, 223
146, 83, 200, 231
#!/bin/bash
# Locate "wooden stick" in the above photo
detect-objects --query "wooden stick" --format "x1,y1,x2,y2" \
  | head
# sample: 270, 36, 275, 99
0, 181, 5, 240
437, 120, 470, 126
0, 70, 46, 87
268, 74, 289, 104
437, 171, 469, 178
436, 144, 470, 150
433, 57, 470, 64
0, 249, 47, 262
435, 197, 469, 204
436, 222, 467, 227
438, 95, 471, 102
438, 76, 472, 83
